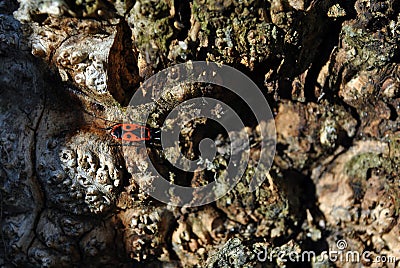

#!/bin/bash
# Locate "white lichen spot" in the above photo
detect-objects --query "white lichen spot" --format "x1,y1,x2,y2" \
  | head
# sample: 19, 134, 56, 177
85, 64, 107, 94
320, 119, 337, 148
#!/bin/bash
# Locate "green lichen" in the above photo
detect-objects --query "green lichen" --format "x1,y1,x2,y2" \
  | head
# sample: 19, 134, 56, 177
127, 0, 174, 67
70, 0, 113, 17
192, 0, 284, 68
75, 0, 99, 15
345, 152, 386, 180
341, 19, 400, 70
345, 136, 400, 180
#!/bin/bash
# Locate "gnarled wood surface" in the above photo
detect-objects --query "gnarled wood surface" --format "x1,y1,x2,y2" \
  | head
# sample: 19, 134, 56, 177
1, 0, 399, 267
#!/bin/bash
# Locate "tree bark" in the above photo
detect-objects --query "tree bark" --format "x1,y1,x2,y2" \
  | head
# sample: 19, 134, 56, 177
1, 0, 399, 267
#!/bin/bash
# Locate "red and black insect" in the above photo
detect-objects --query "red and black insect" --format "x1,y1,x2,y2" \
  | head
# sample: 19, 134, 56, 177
83, 111, 161, 146
106, 123, 161, 146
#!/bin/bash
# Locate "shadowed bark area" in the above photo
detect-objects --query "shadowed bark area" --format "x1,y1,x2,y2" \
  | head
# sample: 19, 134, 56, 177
1, 0, 399, 267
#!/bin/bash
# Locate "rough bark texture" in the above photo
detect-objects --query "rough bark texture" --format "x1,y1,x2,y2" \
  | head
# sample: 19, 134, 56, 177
1, 0, 399, 267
